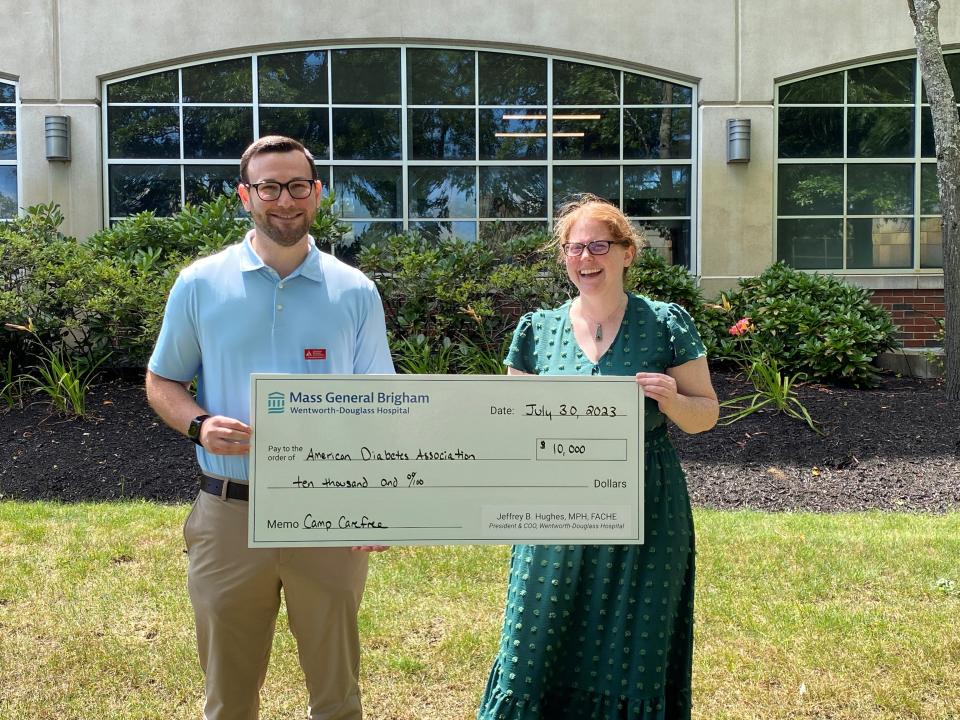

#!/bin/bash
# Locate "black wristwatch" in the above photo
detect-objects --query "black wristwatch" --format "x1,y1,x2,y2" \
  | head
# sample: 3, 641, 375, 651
187, 414, 211, 446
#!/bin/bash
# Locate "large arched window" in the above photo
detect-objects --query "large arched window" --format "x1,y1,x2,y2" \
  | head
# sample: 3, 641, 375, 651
776, 54, 957, 272
0, 79, 17, 219
103, 46, 696, 266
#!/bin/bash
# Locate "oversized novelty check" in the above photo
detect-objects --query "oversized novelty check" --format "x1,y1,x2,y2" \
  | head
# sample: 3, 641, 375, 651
248, 374, 643, 547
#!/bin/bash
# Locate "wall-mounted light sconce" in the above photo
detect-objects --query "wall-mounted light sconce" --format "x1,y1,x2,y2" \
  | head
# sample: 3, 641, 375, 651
45, 115, 71, 161
726, 118, 750, 163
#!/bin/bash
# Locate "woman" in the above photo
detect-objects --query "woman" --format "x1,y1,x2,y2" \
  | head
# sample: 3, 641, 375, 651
477, 195, 719, 720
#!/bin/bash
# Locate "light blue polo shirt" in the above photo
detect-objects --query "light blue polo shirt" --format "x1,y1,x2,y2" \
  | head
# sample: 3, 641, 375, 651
148, 231, 395, 480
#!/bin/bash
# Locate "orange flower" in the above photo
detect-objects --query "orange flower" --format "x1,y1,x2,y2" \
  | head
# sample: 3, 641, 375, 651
728, 317, 752, 336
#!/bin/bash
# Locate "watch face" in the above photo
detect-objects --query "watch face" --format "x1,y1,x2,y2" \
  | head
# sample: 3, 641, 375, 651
189, 415, 208, 441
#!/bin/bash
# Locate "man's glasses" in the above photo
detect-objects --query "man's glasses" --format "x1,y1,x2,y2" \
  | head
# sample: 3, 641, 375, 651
244, 179, 316, 201
561, 240, 630, 257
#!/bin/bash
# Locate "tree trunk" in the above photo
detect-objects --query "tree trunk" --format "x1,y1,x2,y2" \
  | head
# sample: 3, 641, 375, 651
909, 0, 960, 399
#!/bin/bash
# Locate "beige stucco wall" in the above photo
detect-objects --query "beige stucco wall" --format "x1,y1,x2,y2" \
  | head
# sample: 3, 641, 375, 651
1, 0, 958, 286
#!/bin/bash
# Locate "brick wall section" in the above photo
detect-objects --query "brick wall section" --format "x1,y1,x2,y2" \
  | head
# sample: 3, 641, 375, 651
870, 289, 944, 348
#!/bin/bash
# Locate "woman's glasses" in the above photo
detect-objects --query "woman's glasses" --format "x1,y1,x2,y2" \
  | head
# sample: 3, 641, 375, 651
561, 240, 630, 257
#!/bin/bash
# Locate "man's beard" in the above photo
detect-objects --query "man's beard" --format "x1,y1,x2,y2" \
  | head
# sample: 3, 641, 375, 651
250, 206, 315, 247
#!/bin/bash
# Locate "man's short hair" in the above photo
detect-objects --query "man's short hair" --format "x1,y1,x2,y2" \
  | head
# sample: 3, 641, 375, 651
239, 136, 318, 183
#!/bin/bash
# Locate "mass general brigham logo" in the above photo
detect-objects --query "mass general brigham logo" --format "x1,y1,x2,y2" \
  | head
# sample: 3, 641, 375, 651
267, 391, 285, 414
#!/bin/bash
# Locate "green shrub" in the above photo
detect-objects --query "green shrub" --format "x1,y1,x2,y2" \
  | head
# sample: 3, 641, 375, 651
358, 230, 569, 370
705, 262, 897, 387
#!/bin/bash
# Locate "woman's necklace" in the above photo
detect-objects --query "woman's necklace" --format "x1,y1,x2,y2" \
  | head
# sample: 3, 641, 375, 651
578, 294, 628, 342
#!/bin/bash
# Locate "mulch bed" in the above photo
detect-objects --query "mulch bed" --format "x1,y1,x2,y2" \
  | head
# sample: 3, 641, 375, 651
1, 370, 957, 512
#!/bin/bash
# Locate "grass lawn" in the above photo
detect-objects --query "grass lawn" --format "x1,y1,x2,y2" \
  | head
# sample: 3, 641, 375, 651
0, 502, 958, 719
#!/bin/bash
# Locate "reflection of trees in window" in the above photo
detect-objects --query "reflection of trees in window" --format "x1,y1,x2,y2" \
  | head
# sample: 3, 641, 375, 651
184, 108, 253, 160
553, 166, 619, 209
777, 72, 843, 104
847, 60, 914, 103
408, 109, 474, 160
848, 107, 913, 157
478, 52, 546, 105
258, 51, 328, 104
625, 75, 692, 105
407, 49, 474, 104
778, 165, 843, 216
409, 167, 476, 218
553, 61, 619, 104
554, 109, 619, 160
0, 83, 15, 103
0, 167, 16, 218
479, 109, 546, 160
0, 107, 16, 160
777, 218, 843, 270
331, 49, 401, 104
108, 107, 180, 159
332, 168, 401, 219
109, 166, 181, 216
624, 167, 689, 217
846, 164, 913, 215
108, 71, 178, 103
479, 167, 547, 218
332, 109, 401, 160
185, 167, 238, 205
778, 107, 843, 158
182, 59, 252, 103
624, 108, 690, 159
259, 107, 329, 158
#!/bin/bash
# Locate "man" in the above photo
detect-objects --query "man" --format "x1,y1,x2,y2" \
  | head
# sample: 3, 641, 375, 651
146, 135, 393, 720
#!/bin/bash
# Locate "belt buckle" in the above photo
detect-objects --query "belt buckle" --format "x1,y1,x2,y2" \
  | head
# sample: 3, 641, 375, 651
219, 478, 230, 501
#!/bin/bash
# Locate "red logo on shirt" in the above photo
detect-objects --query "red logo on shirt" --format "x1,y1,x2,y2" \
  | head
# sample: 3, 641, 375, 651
304, 348, 327, 360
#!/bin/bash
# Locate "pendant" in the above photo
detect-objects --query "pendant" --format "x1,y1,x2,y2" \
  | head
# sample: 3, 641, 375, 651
595, 323, 603, 342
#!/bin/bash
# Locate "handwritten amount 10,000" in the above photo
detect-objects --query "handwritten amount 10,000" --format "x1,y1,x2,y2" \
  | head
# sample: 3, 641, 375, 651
524, 403, 618, 419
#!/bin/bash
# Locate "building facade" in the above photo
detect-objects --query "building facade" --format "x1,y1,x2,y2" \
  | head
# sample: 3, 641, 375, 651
2, 0, 956, 346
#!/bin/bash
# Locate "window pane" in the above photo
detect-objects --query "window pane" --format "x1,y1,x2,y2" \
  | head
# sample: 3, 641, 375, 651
332, 108, 400, 160
258, 51, 328, 103
624, 166, 690, 217
553, 60, 619, 105
185, 165, 238, 205
478, 220, 549, 242
408, 109, 475, 160
777, 107, 843, 159
411, 220, 477, 242
479, 166, 547, 218
848, 107, 913, 158
108, 71, 178, 103
108, 107, 180, 159
634, 220, 690, 268
0, 107, 15, 160
259, 107, 329, 159
777, 164, 843, 215
921, 107, 936, 158
919, 216, 944, 268
777, 218, 843, 269
182, 58, 251, 103
847, 217, 913, 269
624, 75, 691, 105
777, 72, 843, 104
334, 221, 401, 266
332, 166, 401, 218
183, 107, 253, 160
921, 163, 940, 214
109, 165, 181, 216
553, 108, 619, 160
479, 108, 546, 160
0, 166, 16, 219
478, 52, 546, 105
848, 60, 914, 103
0, 83, 15, 104
408, 166, 476, 218
407, 48, 474, 104
553, 165, 619, 210
624, 108, 691, 159
847, 164, 913, 215
331, 49, 400, 104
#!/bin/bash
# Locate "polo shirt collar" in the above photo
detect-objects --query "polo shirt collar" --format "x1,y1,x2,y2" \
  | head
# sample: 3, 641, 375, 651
239, 230, 325, 283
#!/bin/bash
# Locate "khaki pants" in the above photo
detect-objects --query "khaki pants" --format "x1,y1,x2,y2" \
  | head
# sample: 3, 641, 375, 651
184, 490, 369, 720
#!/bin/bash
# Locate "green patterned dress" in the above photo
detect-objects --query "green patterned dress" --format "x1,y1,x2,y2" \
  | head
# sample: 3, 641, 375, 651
476, 294, 706, 720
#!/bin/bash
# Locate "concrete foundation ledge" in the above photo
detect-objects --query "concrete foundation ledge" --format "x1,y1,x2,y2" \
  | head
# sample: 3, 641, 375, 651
874, 348, 944, 379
